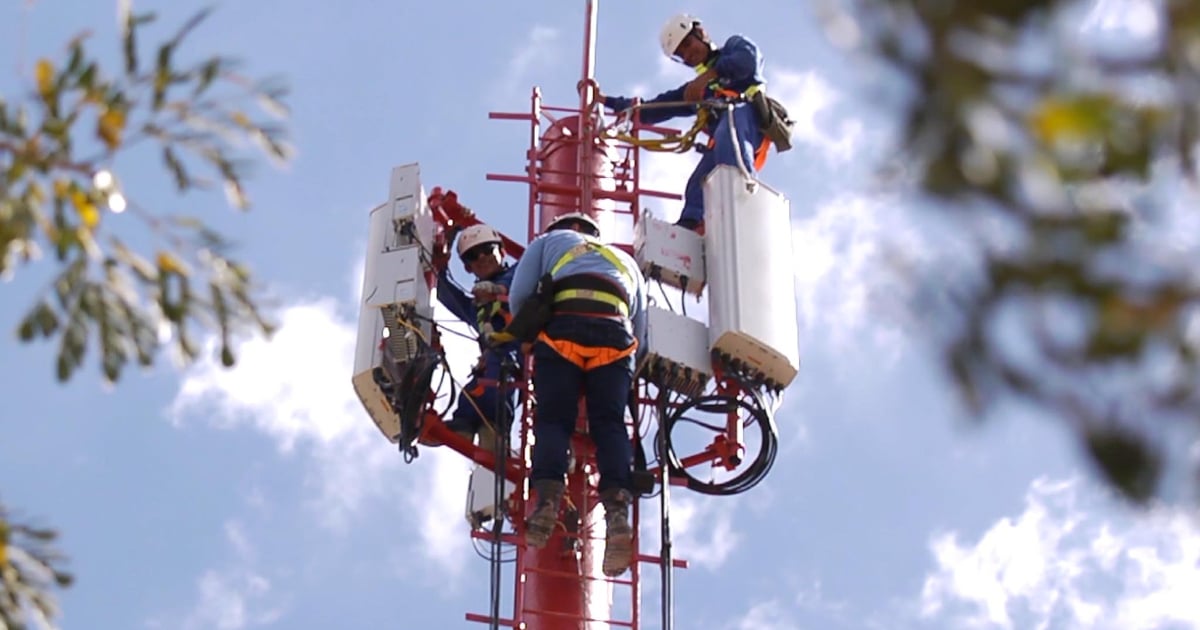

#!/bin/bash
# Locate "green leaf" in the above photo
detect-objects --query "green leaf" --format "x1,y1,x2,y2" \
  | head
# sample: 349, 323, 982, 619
55, 303, 89, 383
122, 14, 138, 75
152, 43, 174, 110
78, 62, 97, 91
170, 7, 216, 48
67, 40, 84, 75
162, 146, 189, 191
1084, 426, 1162, 504
193, 58, 221, 97
15, 300, 60, 342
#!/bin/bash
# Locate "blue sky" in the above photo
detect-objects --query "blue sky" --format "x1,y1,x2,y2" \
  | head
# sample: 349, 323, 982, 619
3, 1, 1199, 629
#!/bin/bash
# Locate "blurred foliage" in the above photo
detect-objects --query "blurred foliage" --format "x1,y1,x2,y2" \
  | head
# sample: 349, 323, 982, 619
2, 6, 292, 628
825, 0, 1200, 503
0, 504, 72, 630
1, 6, 291, 385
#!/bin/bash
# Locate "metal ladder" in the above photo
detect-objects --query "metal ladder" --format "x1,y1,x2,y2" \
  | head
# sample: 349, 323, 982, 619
465, 414, 687, 629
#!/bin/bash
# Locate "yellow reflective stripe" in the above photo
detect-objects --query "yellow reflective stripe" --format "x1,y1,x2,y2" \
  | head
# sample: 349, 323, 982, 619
549, 235, 634, 287
476, 301, 501, 329
708, 81, 763, 98
552, 289, 630, 317
695, 59, 763, 99
549, 242, 592, 276
594, 244, 634, 282
546, 235, 637, 315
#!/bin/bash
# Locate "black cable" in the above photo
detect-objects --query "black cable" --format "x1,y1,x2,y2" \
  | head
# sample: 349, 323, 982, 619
488, 357, 519, 630
656, 280, 676, 313
412, 312, 480, 343
678, 275, 689, 318
472, 537, 517, 562
377, 323, 439, 463
654, 380, 779, 496
432, 348, 459, 421
656, 387, 675, 630
397, 348, 439, 464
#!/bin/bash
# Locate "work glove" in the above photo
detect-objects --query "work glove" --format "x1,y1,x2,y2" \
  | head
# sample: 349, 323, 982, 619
472, 281, 507, 303
485, 331, 517, 347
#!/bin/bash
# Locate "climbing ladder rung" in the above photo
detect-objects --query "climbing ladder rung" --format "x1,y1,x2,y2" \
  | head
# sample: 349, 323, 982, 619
522, 607, 635, 628
636, 553, 688, 569
464, 613, 517, 626
523, 564, 635, 586
469, 530, 522, 545
465, 611, 517, 626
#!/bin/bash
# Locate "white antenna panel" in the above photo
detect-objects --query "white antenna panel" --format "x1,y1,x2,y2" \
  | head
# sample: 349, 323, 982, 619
702, 165, 800, 391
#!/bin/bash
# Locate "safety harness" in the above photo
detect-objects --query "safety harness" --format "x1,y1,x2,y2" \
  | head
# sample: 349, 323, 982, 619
694, 57, 794, 161
468, 268, 516, 396
537, 235, 640, 371
548, 237, 635, 317
476, 295, 513, 332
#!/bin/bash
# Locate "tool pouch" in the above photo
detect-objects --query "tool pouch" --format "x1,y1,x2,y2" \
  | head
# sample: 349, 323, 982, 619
501, 273, 556, 342
750, 90, 795, 153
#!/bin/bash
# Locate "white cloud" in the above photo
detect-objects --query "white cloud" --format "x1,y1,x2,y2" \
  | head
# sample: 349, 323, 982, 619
1080, 0, 1160, 39
168, 283, 482, 576
183, 570, 281, 630
718, 574, 855, 630
638, 150, 699, 224
727, 599, 801, 630
639, 493, 740, 571
492, 25, 562, 104
790, 193, 926, 366
146, 520, 287, 630
920, 476, 1200, 630
768, 69, 864, 163
170, 298, 363, 451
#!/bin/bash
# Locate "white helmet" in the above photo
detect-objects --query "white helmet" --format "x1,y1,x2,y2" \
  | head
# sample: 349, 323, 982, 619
546, 212, 601, 237
659, 13, 700, 59
456, 224, 503, 259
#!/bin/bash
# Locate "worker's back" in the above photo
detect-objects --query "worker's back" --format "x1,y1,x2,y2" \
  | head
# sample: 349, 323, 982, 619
540, 230, 639, 304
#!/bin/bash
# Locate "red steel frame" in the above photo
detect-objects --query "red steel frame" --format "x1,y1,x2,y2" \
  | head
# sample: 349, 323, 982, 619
411, 1, 751, 627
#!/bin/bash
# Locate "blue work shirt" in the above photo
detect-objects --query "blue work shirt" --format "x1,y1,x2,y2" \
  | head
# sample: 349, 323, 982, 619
508, 230, 647, 355
436, 264, 517, 334
604, 35, 765, 129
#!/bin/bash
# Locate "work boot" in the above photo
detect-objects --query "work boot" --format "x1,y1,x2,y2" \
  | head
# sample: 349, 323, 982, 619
525, 479, 564, 548
600, 488, 634, 577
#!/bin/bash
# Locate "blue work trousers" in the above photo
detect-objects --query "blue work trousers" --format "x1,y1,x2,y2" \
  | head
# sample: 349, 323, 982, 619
447, 347, 519, 436
680, 102, 765, 224
530, 315, 635, 494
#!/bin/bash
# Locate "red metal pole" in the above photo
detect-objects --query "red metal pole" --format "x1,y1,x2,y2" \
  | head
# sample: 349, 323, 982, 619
576, 0, 598, 224
520, 2, 615, 628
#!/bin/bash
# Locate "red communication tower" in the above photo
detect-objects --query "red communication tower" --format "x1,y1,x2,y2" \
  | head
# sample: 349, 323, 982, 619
354, 1, 794, 628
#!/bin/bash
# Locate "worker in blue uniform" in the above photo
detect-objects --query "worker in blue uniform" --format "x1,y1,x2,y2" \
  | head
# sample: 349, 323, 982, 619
504, 211, 647, 578
433, 223, 521, 454
600, 13, 784, 233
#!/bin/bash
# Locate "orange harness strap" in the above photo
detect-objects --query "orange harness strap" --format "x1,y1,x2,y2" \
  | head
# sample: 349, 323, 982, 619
753, 136, 770, 170
704, 127, 772, 171
537, 331, 638, 371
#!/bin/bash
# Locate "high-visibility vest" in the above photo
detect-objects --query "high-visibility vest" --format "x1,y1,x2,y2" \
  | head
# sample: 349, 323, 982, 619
694, 59, 763, 100
547, 235, 636, 318
539, 235, 641, 371
694, 59, 771, 170
475, 296, 513, 332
